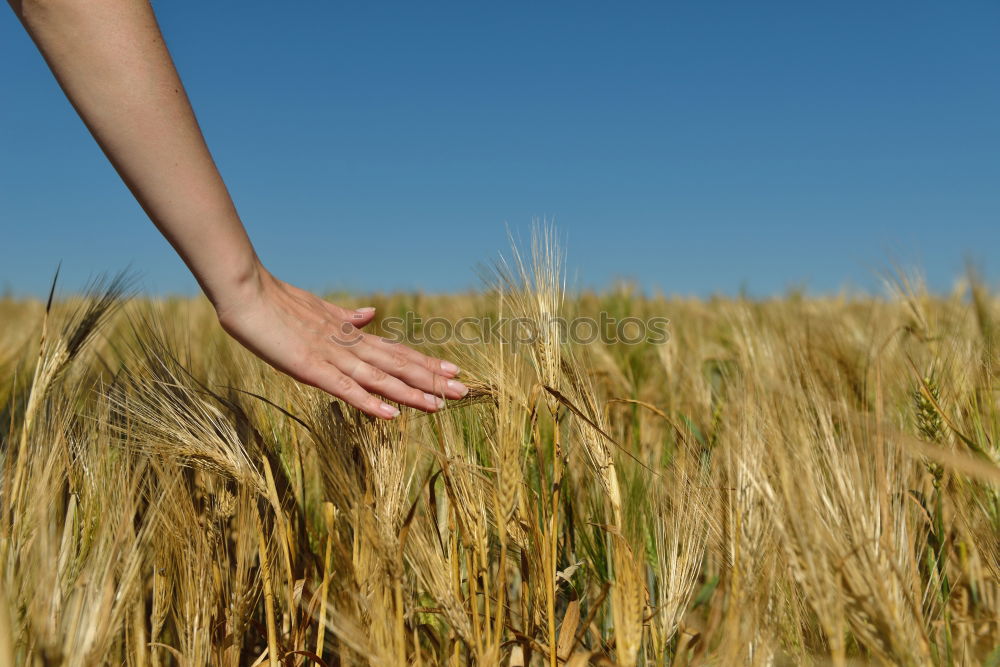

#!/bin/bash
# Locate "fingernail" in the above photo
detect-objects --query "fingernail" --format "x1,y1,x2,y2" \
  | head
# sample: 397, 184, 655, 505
381, 402, 400, 418
424, 393, 445, 409
353, 307, 376, 319
440, 361, 460, 375
447, 379, 469, 397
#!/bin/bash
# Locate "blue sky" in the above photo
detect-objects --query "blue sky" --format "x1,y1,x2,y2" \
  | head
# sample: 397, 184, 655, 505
2, 1, 998, 297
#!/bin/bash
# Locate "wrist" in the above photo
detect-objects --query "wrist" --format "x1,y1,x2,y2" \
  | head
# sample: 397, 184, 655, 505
208, 256, 270, 322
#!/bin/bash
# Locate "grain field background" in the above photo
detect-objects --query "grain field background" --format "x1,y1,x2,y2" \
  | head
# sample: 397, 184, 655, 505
1, 235, 999, 665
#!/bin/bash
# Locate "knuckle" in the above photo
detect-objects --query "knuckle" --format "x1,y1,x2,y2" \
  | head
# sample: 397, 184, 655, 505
333, 373, 356, 395
390, 351, 409, 369
369, 366, 390, 384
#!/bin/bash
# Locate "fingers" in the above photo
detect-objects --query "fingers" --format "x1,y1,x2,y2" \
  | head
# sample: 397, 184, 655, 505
295, 301, 468, 417
297, 362, 401, 419
299, 350, 462, 419
353, 341, 468, 401
311, 303, 459, 380
337, 356, 452, 412
362, 334, 462, 378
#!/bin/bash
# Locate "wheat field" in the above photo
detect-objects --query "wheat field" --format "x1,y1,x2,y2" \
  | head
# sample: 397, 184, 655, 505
1, 240, 999, 665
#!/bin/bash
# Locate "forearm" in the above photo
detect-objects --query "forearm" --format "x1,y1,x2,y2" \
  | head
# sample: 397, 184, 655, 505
10, 0, 261, 309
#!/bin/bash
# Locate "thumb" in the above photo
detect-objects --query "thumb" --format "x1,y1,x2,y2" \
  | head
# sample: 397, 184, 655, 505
345, 305, 377, 329
322, 301, 377, 328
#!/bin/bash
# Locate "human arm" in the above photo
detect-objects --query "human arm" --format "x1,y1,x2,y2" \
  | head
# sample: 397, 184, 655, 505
8, 0, 467, 418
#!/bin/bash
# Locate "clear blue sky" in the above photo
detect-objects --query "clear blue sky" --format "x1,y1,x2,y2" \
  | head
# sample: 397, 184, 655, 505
2, 1, 998, 297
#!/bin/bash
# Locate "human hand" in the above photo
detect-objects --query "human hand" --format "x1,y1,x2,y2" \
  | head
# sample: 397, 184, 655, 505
9, 0, 467, 420
215, 267, 468, 419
